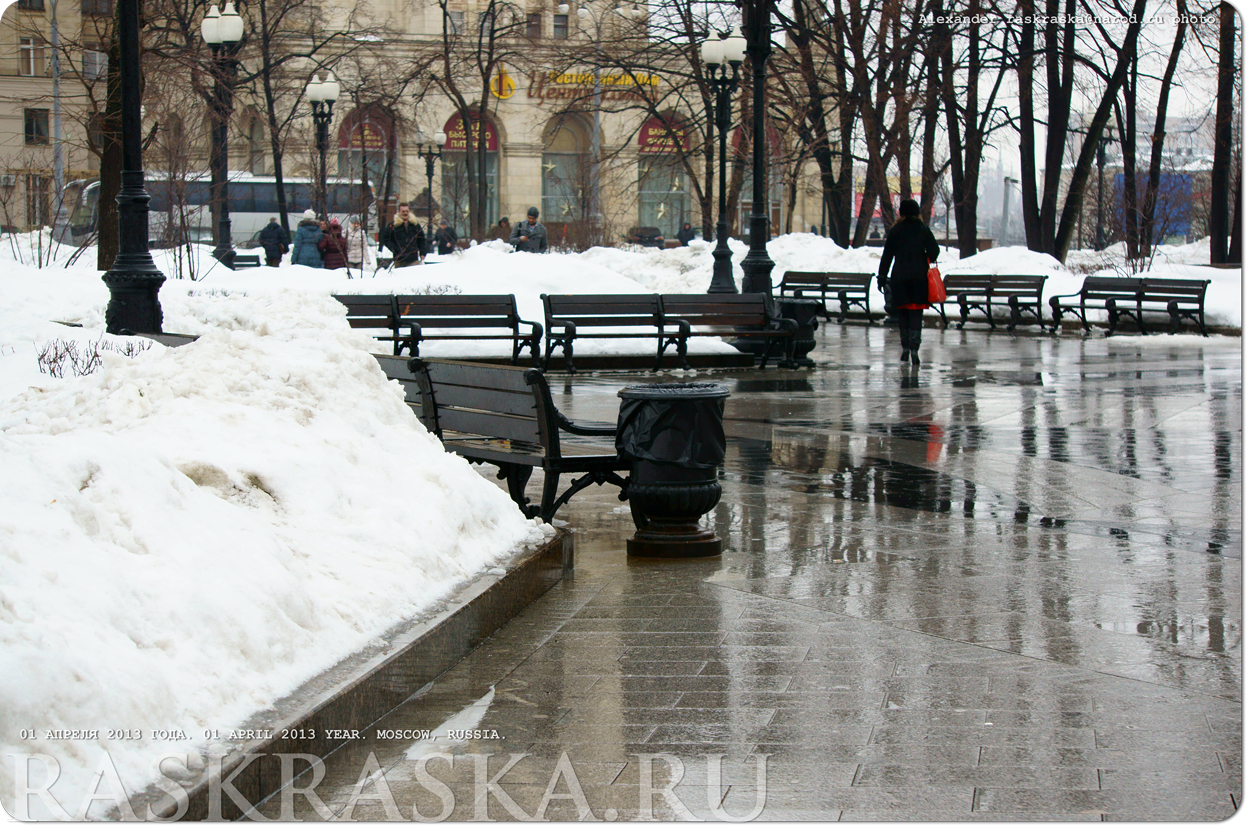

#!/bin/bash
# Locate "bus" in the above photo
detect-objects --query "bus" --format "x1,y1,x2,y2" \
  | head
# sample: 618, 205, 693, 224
55, 172, 378, 247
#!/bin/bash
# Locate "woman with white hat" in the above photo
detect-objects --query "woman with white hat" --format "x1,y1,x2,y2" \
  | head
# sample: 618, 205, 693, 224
290, 208, 324, 267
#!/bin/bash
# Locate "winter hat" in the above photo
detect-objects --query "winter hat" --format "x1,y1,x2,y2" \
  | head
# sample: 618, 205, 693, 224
302, 208, 316, 220
329, 218, 341, 229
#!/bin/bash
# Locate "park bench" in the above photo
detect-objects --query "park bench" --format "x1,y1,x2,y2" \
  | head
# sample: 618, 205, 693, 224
777, 271, 873, 322
374, 355, 628, 523
1049, 276, 1210, 335
232, 253, 262, 269
333, 294, 543, 362
541, 293, 667, 373
934, 274, 1047, 330
660, 293, 798, 370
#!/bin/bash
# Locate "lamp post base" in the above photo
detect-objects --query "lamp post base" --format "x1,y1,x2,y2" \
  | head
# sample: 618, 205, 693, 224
707, 245, 737, 293
102, 270, 165, 335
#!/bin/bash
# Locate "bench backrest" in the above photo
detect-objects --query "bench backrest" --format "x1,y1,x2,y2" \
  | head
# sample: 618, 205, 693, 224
660, 293, 770, 327
941, 274, 994, 294
778, 271, 827, 290
334, 294, 398, 330
394, 294, 521, 330
779, 271, 870, 291
543, 293, 662, 329
1080, 276, 1143, 299
824, 272, 872, 290
414, 359, 556, 450
1140, 277, 1210, 304
990, 275, 1047, 296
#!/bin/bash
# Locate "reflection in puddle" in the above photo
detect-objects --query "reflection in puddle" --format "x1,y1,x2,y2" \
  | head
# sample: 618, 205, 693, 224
753, 434, 1238, 557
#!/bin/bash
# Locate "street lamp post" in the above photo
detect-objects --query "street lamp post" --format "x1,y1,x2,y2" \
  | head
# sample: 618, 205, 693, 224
415, 130, 447, 248
201, 1, 244, 269
1000, 176, 1019, 245
701, 31, 746, 294
1095, 136, 1110, 251
101, 0, 165, 334
740, 0, 776, 296
306, 72, 340, 218
574, 5, 604, 230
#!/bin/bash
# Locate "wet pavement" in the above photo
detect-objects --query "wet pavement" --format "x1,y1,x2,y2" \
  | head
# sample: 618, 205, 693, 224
270, 324, 1241, 821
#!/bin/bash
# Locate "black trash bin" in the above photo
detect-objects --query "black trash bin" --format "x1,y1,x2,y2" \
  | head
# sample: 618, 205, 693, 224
616, 382, 730, 558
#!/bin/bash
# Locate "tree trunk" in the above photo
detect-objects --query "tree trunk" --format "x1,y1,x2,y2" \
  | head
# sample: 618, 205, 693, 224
1141, 5, 1186, 250
1053, 0, 1149, 260
1210, 1, 1235, 264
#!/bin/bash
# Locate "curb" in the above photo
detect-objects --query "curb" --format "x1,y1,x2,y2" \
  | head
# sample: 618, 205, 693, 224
121, 531, 573, 821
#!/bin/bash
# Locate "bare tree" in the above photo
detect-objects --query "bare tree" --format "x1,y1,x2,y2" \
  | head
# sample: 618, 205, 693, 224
1017, 0, 1151, 263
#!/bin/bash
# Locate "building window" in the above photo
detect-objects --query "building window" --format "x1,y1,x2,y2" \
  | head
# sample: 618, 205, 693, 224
542, 119, 590, 229
638, 157, 691, 238
26, 174, 51, 227
446, 11, 464, 35
248, 118, 266, 174
24, 109, 50, 145
82, 45, 107, 81
478, 9, 497, 36
553, 14, 569, 39
81, 0, 112, 15
19, 37, 46, 77
17, 0, 46, 10
526, 13, 542, 38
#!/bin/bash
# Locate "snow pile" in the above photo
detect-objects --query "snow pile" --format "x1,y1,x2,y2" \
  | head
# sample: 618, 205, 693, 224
0, 286, 548, 818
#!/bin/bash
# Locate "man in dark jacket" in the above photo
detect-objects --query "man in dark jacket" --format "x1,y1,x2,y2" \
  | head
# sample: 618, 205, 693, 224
509, 207, 548, 253
256, 217, 290, 267
433, 219, 458, 255
677, 222, 696, 246
380, 203, 426, 267
876, 198, 940, 365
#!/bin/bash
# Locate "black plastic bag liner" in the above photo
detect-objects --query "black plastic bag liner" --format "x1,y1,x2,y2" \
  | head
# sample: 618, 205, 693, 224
616, 382, 730, 469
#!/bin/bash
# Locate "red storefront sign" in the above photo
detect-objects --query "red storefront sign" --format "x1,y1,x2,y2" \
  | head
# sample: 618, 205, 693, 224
638, 116, 689, 154
443, 112, 499, 152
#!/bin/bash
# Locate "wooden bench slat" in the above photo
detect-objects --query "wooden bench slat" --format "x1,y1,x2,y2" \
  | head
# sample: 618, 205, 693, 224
337, 294, 542, 362
777, 271, 873, 323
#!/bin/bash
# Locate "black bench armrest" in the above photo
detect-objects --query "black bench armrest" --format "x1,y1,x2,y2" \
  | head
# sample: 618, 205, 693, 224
555, 412, 618, 437
1048, 290, 1083, 304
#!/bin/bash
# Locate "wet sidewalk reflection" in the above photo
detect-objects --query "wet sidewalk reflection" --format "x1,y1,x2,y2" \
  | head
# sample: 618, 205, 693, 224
271, 325, 1240, 822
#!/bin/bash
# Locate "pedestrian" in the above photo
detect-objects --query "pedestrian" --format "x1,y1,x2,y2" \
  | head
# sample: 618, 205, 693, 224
290, 208, 324, 267
876, 198, 940, 366
488, 216, 512, 243
256, 216, 289, 267
509, 206, 548, 253
433, 218, 459, 255
677, 222, 696, 246
345, 217, 373, 271
318, 218, 349, 270
379, 202, 426, 267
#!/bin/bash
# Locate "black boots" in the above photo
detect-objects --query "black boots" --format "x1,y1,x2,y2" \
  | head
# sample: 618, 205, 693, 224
899, 329, 922, 365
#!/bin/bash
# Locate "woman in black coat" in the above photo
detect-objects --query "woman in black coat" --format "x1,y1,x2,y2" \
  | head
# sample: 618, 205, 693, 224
876, 199, 940, 365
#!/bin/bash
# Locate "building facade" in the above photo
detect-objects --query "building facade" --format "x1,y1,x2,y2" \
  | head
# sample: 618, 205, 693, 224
1, 0, 829, 246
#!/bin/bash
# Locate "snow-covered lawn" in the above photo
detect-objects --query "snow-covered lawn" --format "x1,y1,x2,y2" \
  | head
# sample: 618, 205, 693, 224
0, 229, 1238, 819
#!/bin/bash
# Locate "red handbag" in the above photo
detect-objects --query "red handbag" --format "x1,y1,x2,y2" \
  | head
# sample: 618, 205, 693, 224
927, 262, 946, 303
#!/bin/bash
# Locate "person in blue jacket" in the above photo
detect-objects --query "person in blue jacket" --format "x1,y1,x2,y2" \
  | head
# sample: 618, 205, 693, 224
290, 209, 324, 267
